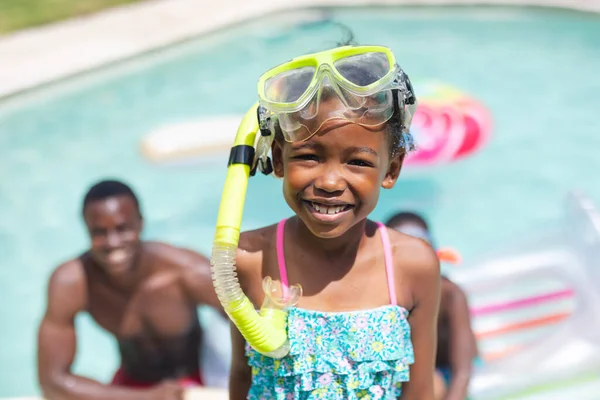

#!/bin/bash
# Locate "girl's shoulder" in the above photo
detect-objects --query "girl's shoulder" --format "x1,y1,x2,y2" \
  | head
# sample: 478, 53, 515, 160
384, 225, 439, 271
238, 223, 277, 252
235, 223, 279, 305
382, 224, 441, 302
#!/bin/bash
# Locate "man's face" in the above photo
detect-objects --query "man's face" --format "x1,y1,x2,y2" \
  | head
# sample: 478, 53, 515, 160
83, 195, 142, 275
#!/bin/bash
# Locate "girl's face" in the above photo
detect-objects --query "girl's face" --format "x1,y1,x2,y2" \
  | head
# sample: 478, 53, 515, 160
272, 98, 404, 239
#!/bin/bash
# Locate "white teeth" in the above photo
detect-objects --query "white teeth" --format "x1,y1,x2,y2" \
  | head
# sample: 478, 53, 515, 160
108, 249, 128, 263
328, 206, 341, 214
312, 203, 346, 214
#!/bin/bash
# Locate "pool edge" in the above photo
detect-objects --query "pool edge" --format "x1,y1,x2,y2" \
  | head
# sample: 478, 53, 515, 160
0, 0, 599, 101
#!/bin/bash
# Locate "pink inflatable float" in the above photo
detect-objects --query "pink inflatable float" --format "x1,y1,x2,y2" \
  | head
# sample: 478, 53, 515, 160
405, 82, 493, 167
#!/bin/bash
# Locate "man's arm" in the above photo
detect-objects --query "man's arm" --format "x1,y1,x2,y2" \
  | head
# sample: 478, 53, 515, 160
444, 281, 478, 400
397, 240, 441, 400
37, 261, 158, 400
177, 247, 226, 317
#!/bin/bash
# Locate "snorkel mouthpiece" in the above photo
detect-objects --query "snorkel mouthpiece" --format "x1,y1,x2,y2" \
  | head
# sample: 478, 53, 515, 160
211, 103, 301, 358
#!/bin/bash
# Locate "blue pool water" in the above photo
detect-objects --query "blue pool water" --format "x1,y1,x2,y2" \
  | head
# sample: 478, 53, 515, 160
0, 5, 599, 397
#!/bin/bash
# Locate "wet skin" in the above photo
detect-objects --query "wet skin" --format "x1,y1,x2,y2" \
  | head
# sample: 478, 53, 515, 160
434, 277, 479, 400
37, 195, 224, 400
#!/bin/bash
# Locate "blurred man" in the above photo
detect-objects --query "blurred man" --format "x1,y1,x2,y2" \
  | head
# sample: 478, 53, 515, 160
37, 179, 225, 400
386, 211, 479, 400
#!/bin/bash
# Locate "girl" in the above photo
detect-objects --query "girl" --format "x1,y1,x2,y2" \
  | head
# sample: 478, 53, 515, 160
229, 44, 441, 399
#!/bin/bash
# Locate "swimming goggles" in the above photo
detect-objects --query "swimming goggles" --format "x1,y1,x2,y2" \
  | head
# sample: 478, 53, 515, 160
256, 45, 417, 143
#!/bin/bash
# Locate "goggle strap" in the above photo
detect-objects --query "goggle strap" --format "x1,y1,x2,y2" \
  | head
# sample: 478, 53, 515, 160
250, 156, 273, 176
400, 70, 417, 106
250, 106, 275, 176
391, 89, 416, 153
257, 106, 272, 137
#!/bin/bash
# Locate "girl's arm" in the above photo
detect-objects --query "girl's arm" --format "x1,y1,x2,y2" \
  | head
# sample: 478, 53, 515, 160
399, 242, 441, 400
228, 229, 264, 400
445, 280, 478, 400
228, 322, 252, 400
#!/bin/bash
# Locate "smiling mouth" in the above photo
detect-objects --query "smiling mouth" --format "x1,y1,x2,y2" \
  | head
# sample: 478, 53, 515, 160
105, 249, 132, 265
305, 201, 354, 215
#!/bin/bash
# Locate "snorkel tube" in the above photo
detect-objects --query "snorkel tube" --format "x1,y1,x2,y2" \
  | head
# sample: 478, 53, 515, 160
210, 103, 301, 359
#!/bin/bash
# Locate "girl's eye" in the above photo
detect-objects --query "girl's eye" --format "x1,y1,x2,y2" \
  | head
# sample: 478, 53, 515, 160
349, 159, 373, 167
293, 154, 318, 161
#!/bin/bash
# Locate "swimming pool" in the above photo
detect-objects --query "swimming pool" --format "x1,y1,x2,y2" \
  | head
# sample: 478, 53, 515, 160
1, 5, 599, 398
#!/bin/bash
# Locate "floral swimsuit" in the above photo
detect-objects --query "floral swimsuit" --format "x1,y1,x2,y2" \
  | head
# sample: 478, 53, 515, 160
245, 219, 415, 399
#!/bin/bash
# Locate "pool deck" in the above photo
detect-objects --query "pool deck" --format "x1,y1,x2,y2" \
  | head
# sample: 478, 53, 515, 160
0, 0, 599, 100
12, 388, 229, 400
1, 0, 599, 398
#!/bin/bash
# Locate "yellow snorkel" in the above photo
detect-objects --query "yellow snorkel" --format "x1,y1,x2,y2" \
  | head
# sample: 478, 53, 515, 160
210, 103, 301, 358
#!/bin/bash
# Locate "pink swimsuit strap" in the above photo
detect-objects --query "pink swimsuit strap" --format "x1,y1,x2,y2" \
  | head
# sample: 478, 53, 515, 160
276, 219, 397, 305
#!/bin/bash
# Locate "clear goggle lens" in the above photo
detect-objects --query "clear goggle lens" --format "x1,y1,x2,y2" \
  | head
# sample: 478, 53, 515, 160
262, 52, 398, 142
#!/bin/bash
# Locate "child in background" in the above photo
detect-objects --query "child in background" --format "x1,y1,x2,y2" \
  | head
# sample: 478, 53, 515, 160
386, 211, 479, 400
228, 43, 441, 399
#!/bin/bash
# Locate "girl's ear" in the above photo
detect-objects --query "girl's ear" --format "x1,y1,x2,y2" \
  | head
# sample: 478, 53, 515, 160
382, 152, 404, 189
272, 139, 285, 178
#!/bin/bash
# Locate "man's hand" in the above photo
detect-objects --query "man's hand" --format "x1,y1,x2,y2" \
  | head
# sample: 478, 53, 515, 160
145, 380, 184, 400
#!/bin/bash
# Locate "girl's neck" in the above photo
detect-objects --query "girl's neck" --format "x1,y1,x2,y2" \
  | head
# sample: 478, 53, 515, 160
289, 217, 374, 259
